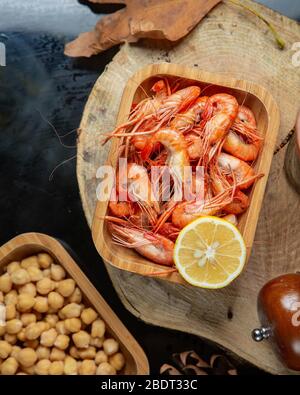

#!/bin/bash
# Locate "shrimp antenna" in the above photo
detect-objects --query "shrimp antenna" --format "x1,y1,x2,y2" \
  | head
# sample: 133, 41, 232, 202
49, 154, 77, 181
36, 108, 77, 149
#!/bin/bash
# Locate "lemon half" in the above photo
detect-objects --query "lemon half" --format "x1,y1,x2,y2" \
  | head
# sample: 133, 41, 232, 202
174, 216, 246, 289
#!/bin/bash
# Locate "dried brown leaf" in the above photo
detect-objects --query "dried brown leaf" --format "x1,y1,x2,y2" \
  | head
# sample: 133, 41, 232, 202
65, 0, 221, 57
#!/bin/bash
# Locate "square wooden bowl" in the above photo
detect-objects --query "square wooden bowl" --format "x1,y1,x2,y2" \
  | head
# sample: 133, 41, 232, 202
92, 63, 280, 286
0, 233, 149, 374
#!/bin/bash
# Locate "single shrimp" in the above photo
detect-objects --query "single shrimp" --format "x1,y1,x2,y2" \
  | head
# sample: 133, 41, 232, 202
171, 187, 234, 229
223, 106, 262, 161
151, 85, 201, 128
108, 222, 174, 266
172, 196, 231, 229
170, 96, 208, 133
123, 163, 160, 225
103, 79, 169, 144
201, 93, 239, 147
141, 128, 190, 193
210, 165, 249, 214
217, 152, 259, 190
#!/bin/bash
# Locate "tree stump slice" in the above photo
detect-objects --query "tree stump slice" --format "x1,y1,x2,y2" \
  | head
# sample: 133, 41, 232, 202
77, 0, 300, 374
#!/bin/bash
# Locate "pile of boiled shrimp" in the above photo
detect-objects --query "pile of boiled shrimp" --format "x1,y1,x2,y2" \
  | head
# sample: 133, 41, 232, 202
102, 78, 263, 269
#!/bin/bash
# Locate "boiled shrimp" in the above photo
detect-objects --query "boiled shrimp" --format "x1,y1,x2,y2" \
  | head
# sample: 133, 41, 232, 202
171, 190, 235, 229
142, 128, 190, 194
124, 163, 160, 224
210, 165, 249, 214
170, 96, 208, 133
103, 79, 169, 145
217, 152, 259, 190
223, 106, 262, 162
202, 93, 239, 145
109, 222, 174, 266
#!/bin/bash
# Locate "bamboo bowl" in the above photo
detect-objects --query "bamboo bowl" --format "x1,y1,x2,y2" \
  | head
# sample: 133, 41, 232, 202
0, 233, 149, 374
92, 63, 280, 286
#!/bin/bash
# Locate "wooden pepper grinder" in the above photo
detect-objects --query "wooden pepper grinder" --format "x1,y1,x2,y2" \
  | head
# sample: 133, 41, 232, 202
252, 274, 300, 371
284, 110, 300, 194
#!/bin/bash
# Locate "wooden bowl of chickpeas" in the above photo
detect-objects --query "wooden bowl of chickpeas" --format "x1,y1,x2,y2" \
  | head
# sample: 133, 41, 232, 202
0, 233, 149, 375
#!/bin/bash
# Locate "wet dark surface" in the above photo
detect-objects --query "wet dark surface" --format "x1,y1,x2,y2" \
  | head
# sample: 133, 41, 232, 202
0, 0, 298, 374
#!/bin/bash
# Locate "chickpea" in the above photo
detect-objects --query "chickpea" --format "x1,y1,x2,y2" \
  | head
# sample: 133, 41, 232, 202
69, 346, 80, 359
81, 308, 98, 326
18, 283, 37, 297
4, 333, 17, 345
78, 347, 96, 360
11, 269, 30, 285
0, 357, 18, 375
90, 337, 104, 348
55, 321, 69, 335
50, 347, 65, 362
50, 264, 66, 281
0, 273, 12, 293
21, 256, 39, 269
17, 294, 35, 312
68, 287, 82, 304
36, 278, 55, 295
54, 334, 70, 351
10, 345, 21, 359
37, 253, 53, 269
0, 340, 12, 358
22, 365, 35, 374
36, 346, 50, 360
35, 359, 51, 375
25, 322, 46, 340
109, 353, 125, 371
34, 296, 48, 313
91, 319, 105, 339
44, 314, 59, 328
27, 266, 43, 282
60, 303, 82, 319
79, 360, 96, 375
72, 331, 90, 349
42, 269, 51, 278
49, 360, 64, 375
96, 362, 116, 375
21, 313, 36, 327
48, 292, 64, 311
24, 339, 39, 349
64, 356, 77, 375
40, 328, 58, 347
4, 290, 17, 306
64, 318, 81, 333
57, 279, 75, 297
17, 329, 26, 342
6, 261, 20, 274
6, 304, 16, 320
95, 350, 108, 365
103, 339, 119, 356
6, 319, 23, 335
17, 347, 37, 367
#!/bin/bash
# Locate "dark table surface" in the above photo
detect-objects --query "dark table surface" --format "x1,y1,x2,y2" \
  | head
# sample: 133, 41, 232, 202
0, 0, 299, 375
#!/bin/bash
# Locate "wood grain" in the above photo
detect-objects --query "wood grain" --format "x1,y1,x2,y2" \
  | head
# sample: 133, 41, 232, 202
91, 63, 280, 283
0, 233, 149, 375
77, 0, 300, 374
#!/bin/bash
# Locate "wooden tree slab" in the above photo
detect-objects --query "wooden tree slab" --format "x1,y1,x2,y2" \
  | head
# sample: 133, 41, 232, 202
77, 0, 300, 374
